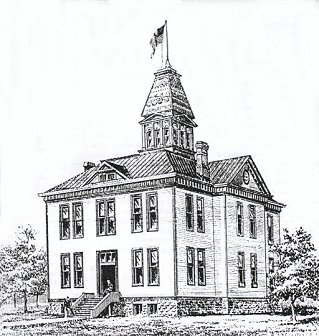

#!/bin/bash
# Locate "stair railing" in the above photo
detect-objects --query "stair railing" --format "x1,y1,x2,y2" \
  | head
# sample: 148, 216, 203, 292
72, 292, 94, 310
90, 292, 120, 318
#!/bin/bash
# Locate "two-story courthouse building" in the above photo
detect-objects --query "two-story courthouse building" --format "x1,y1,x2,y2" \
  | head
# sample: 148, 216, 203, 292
39, 62, 284, 317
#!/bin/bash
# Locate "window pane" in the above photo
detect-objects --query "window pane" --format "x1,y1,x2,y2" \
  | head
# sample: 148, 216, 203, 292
99, 202, 105, 217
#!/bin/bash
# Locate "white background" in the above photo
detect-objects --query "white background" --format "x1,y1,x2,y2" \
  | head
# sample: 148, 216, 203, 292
1, 0, 319, 249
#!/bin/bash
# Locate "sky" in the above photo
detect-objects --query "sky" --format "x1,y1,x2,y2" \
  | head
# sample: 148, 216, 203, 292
0, 0, 319, 249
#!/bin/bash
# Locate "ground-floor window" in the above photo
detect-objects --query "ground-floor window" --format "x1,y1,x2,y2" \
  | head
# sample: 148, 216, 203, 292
132, 249, 143, 286
238, 252, 245, 287
187, 247, 195, 285
147, 248, 159, 286
60, 253, 71, 288
133, 303, 143, 315
250, 253, 258, 288
74, 252, 84, 288
197, 249, 206, 286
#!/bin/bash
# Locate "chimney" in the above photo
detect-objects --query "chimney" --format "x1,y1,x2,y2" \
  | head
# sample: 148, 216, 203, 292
83, 161, 95, 172
195, 141, 210, 180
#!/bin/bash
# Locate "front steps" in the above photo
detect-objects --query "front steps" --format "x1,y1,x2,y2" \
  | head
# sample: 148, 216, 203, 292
73, 297, 102, 318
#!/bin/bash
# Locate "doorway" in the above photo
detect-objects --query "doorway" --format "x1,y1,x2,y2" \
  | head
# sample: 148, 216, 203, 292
97, 250, 118, 296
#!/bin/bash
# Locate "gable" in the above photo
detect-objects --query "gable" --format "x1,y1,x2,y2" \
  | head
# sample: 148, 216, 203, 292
231, 157, 271, 195
84, 162, 127, 185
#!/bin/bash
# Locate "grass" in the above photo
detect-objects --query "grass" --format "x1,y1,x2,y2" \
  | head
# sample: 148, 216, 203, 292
1, 306, 319, 335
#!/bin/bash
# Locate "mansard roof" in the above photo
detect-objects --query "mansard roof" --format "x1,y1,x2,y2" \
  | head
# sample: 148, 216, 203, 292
141, 65, 194, 119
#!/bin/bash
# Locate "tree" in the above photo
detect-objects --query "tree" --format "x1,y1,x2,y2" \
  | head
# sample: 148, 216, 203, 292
0, 225, 48, 312
270, 227, 319, 322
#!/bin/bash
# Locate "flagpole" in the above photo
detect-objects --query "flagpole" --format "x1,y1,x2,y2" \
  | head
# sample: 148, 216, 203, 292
165, 20, 170, 66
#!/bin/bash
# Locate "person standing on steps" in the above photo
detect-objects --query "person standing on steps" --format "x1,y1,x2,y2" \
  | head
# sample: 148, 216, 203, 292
64, 296, 75, 317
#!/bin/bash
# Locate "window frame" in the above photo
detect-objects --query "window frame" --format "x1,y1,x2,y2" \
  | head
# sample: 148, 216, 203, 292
146, 193, 158, 232
59, 204, 70, 240
236, 202, 243, 237
186, 247, 195, 286
185, 194, 194, 232
131, 194, 143, 233
74, 252, 84, 288
96, 199, 116, 236
238, 251, 246, 288
267, 214, 274, 245
250, 253, 258, 288
147, 248, 160, 286
132, 248, 144, 287
72, 202, 84, 239
60, 253, 71, 289
196, 197, 205, 233
197, 248, 206, 286
249, 204, 257, 239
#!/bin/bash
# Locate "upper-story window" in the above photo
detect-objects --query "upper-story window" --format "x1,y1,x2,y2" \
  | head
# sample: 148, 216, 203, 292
132, 249, 143, 286
186, 128, 192, 149
131, 194, 143, 233
108, 173, 115, 180
250, 253, 258, 288
237, 202, 243, 237
60, 253, 71, 288
96, 199, 116, 236
197, 249, 206, 286
249, 205, 256, 239
267, 214, 274, 244
73, 203, 83, 239
60, 205, 70, 240
172, 124, 178, 145
74, 252, 84, 288
197, 197, 205, 233
180, 130, 185, 148
186, 247, 195, 285
238, 251, 245, 287
147, 193, 158, 231
186, 195, 194, 231
148, 248, 159, 286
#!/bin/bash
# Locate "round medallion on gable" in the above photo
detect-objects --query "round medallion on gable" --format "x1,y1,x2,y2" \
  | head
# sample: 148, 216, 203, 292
243, 170, 250, 185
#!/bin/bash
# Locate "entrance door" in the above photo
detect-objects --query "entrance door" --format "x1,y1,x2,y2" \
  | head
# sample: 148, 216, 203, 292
97, 250, 118, 296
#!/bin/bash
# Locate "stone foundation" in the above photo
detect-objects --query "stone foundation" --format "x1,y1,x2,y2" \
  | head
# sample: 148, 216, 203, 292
177, 297, 224, 316
228, 298, 270, 314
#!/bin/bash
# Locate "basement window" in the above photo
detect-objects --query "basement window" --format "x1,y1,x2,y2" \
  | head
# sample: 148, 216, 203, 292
147, 303, 158, 315
133, 303, 143, 315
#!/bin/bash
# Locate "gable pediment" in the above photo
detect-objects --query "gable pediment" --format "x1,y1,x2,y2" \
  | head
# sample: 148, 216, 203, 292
84, 161, 128, 185
231, 157, 271, 196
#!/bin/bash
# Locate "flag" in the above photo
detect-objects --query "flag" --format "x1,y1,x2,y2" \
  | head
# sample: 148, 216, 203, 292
150, 24, 165, 58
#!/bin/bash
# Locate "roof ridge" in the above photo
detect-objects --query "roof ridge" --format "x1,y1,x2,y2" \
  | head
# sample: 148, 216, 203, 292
209, 154, 251, 165
103, 152, 140, 162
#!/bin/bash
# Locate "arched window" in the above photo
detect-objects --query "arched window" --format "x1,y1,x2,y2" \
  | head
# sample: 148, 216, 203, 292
163, 121, 170, 146
146, 129, 152, 148
154, 123, 160, 147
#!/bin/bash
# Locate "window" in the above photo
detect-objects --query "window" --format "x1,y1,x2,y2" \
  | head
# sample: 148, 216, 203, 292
108, 173, 115, 180
186, 247, 195, 285
172, 126, 178, 145
61, 253, 71, 288
238, 252, 245, 287
73, 203, 83, 238
267, 214, 274, 244
186, 195, 194, 231
148, 248, 159, 286
99, 173, 106, 182
197, 197, 204, 232
180, 130, 185, 147
250, 253, 258, 288
132, 249, 143, 286
146, 129, 152, 148
96, 199, 116, 236
60, 205, 70, 240
186, 128, 192, 148
133, 303, 143, 315
131, 195, 143, 233
197, 249, 206, 286
163, 126, 170, 145
74, 252, 84, 288
249, 205, 256, 238
154, 123, 160, 147
147, 193, 158, 231
237, 202, 243, 236
147, 303, 157, 315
